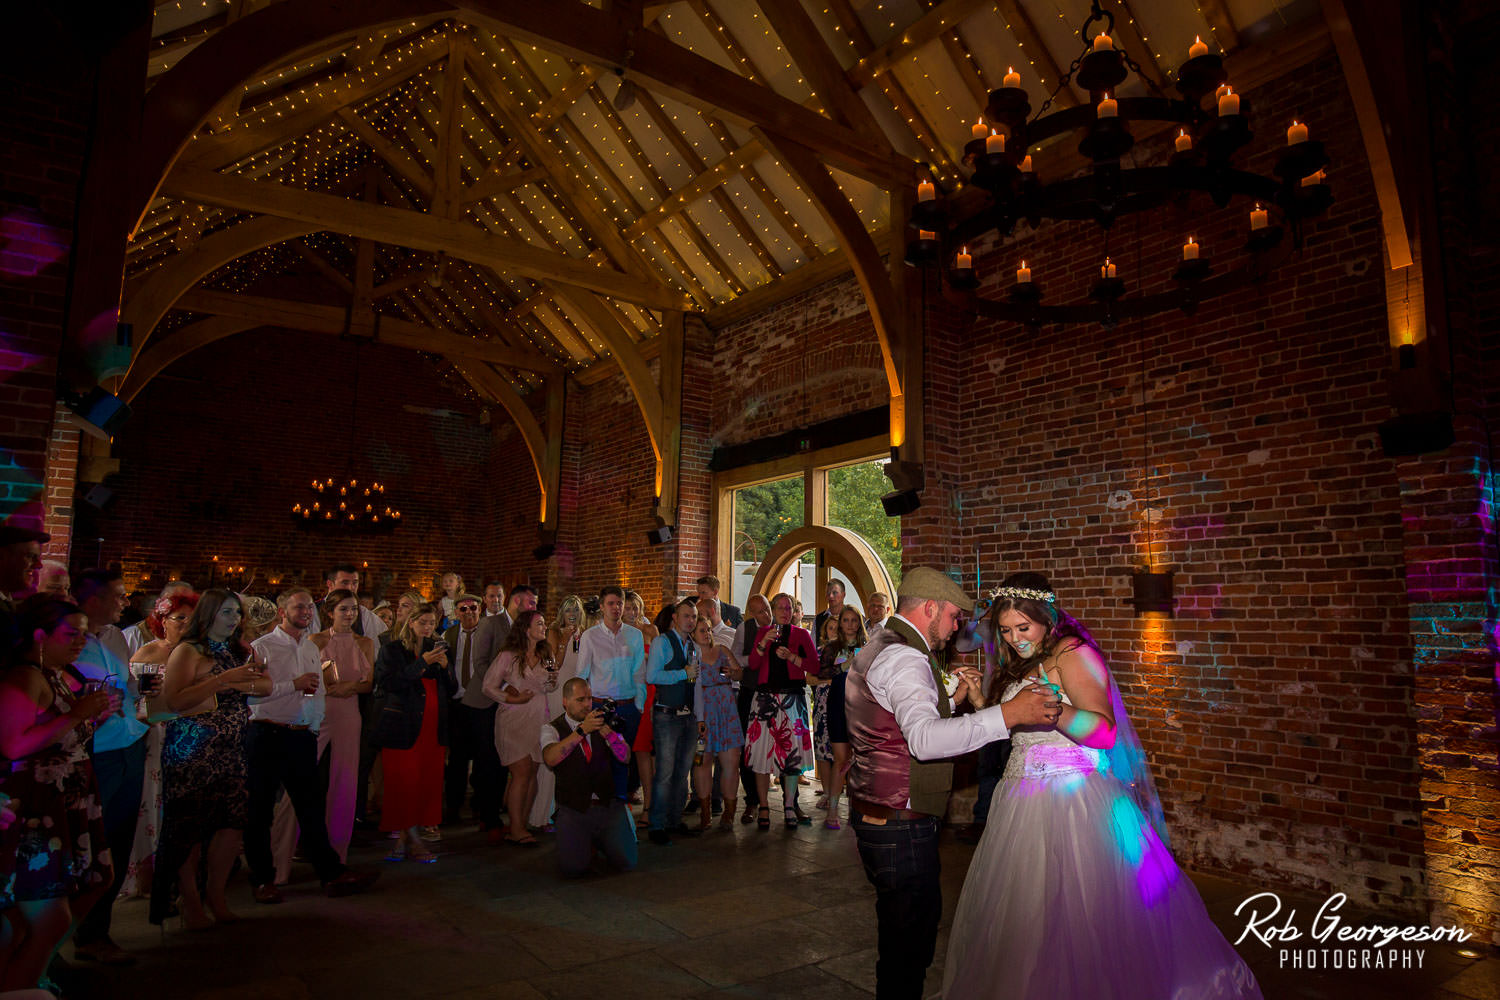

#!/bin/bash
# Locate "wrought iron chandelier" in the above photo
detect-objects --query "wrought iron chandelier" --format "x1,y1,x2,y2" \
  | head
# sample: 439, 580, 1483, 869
906, 2, 1333, 326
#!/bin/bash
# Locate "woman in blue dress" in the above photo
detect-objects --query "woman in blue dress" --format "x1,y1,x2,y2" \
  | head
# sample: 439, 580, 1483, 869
689, 616, 742, 831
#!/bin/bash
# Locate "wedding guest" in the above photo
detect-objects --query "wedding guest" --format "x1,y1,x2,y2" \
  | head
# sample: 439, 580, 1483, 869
541, 678, 636, 878
745, 593, 817, 830
481, 582, 504, 617
120, 591, 198, 899
71, 570, 149, 966
814, 579, 847, 641
245, 590, 378, 903
371, 603, 450, 863
153, 589, 267, 928
644, 598, 700, 846
0, 597, 115, 992
865, 592, 890, 632
694, 575, 742, 628
437, 573, 465, 628
34, 563, 68, 599
623, 590, 657, 824
281, 589, 375, 871
311, 565, 388, 638
729, 594, 770, 824
441, 594, 498, 833
573, 586, 645, 802
125, 581, 193, 654
482, 610, 552, 846
372, 602, 395, 632
815, 607, 867, 829
688, 617, 742, 831
239, 596, 278, 644
534, 597, 587, 830
392, 591, 423, 634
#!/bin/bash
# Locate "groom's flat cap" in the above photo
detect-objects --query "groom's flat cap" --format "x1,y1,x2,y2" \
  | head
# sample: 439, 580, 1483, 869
897, 567, 971, 608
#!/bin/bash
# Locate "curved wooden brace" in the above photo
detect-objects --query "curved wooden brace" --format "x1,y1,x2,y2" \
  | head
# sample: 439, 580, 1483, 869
545, 283, 664, 471
118, 315, 260, 403
122, 216, 316, 348
446, 359, 552, 522
748, 525, 894, 609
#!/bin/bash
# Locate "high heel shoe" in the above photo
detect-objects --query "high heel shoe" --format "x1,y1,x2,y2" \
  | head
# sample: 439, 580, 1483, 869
757, 805, 770, 831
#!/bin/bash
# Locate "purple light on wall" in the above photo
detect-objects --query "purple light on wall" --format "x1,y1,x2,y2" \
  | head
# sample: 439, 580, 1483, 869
0, 210, 67, 277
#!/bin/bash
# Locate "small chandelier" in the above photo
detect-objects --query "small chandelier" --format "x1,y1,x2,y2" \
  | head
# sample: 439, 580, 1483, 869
292, 477, 400, 533
906, 3, 1333, 326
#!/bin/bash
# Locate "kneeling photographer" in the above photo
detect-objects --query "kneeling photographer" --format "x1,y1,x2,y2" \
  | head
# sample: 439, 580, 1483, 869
540, 678, 637, 878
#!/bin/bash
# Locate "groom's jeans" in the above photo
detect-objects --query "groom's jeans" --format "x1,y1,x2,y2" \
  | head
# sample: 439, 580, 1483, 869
851, 812, 942, 1000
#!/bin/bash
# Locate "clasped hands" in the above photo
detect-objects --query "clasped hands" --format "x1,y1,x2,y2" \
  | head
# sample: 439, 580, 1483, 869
577, 709, 614, 737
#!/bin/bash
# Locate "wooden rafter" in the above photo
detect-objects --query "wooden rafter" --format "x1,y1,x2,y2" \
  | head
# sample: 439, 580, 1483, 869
337, 107, 435, 198
701, 118, 819, 257
433, 34, 466, 217
291, 240, 355, 293
163, 166, 692, 310
847, 0, 992, 87
940, 29, 994, 118
757, 0, 884, 140
995, 0, 1078, 108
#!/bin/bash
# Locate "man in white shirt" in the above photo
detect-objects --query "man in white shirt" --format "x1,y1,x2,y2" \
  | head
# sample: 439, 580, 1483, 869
844, 567, 1060, 999
247, 589, 378, 904
310, 564, 388, 638
865, 592, 891, 632
574, 585, 646, 802
442, 594, 500, 831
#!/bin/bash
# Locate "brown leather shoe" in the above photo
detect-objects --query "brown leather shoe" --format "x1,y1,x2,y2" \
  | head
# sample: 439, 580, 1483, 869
252, 883, 285, 905
324, 867, 380, 898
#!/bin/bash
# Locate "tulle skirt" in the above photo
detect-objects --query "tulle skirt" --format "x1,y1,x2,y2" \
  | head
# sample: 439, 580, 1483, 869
942, 767, 1262, 1000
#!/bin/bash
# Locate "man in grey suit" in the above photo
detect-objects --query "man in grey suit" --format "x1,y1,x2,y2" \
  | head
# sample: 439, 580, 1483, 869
455, 584, 538, 840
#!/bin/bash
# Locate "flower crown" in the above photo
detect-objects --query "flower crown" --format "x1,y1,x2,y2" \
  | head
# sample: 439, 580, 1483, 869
986, 585, 1056, 604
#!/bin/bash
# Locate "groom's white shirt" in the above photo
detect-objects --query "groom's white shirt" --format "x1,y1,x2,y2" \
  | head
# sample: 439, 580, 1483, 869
865, 614, 1011, 765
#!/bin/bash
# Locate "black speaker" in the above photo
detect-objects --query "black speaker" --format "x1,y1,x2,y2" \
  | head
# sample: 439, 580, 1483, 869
64, 387, 130, 441
1377, 411, 1454, 457
1130, 570, 1175, 616
645, 524, 674, 546
880, 489, 920, 517
532, 543, 556, 560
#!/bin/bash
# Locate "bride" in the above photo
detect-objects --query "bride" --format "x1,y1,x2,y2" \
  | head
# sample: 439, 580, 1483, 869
942, 573, 1261, 999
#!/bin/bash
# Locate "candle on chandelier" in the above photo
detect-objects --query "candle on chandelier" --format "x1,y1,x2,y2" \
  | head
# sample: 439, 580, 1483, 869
1019, 154, 1033, 173
1287, 120, 1308, 145
986, 129, 1005, 154
1003, 65, 1021, 88
1175, 129, 1192, 153
1189, 35, 1209, 58
1097, 94, 1118, 119
1093, 32, 1112, 52
1183, 236, 1200, 261
1250, 204, 1268, 230
1100, 257, 1117, 279
1017, 260, 1032, 283
917, 180, 935, 203
1218, 87, 1240, 116
971, 118, 988, 140
918, 229, 936, 242
956, 246, 972, 270
1301, 168, 1327, 187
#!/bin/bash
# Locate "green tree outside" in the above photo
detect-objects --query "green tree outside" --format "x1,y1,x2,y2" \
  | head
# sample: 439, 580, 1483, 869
828, 460, 902, 588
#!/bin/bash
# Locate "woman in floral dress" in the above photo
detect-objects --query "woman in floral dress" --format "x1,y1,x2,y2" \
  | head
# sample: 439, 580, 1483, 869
744, 593, 818, 830
151, 589, 268, 928
0, 596, 116, 991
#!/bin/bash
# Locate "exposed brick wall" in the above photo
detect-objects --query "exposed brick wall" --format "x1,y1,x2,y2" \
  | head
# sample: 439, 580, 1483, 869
0, 40, 91, 545
95, 327, 533, 602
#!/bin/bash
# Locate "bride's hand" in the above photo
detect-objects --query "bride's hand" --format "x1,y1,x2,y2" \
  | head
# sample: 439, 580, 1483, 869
1000, 683, 1063, 728
951, 667, 986, 708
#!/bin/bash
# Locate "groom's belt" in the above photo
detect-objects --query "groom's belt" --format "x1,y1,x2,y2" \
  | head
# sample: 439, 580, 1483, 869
850, 798, 934, 823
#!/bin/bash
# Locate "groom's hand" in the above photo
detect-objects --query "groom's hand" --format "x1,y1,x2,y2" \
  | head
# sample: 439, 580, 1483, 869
1000, 684, 1063, 728
951, 667, 986, 708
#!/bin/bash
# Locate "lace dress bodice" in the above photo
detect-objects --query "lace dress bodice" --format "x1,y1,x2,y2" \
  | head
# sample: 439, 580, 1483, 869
999, 675, 1106, 783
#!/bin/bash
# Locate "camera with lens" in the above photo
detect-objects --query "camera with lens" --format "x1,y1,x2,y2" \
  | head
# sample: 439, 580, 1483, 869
596, 697, 623, 732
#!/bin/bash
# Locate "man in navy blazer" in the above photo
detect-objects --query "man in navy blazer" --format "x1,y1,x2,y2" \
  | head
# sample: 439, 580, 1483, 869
696, 575, 741, 628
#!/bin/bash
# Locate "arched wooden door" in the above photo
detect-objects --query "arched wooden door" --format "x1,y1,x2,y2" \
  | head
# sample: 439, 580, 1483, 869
747, 525, 894, 609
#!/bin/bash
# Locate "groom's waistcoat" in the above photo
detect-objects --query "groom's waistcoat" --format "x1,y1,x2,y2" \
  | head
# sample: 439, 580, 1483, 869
844, 618, 954, 817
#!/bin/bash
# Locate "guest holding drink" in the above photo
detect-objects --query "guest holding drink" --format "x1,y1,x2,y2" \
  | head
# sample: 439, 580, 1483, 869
153, 589, 268, 928
0, 596, 117, 992
119, 590, 198, 898
371, 603, 451, 863
746, 593, 818, 830
688, 617, 742, 831
482, 610, 552, 846
815, 607, 867, 829
270, 588, 375, 878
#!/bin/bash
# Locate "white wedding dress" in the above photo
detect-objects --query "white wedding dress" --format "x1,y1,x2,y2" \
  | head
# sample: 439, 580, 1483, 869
942, 679, 1262, 999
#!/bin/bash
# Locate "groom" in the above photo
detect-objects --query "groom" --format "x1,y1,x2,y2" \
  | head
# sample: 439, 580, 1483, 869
844, 567, 1062, 999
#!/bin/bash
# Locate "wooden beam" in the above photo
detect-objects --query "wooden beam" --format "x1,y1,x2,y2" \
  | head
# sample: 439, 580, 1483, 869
655, 309, 684, 515
162, 166, 694, 310
757, 0, 884, 140
433, 33, 465, 217
119, 316, 261, 403
291, 240, 355, 294
847, 0, 992, 87
461, 165, 545, 203
447, 359, 551, 512
939, 29, 994, 118
546, 282, 664, 466
753, 129, 901, 398
464, 37, 664, 285
995, 0, 1078, 108
541, 373, 566, 528
337, 107, 435, 199
176, 288, 560, 370
531, 64, 602, 123
1197, 0, 1241, 53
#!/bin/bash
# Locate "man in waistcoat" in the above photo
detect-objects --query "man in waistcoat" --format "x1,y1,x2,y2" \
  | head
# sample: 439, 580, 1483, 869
845, 567, 1062, 1000
541, 678, 637, 878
